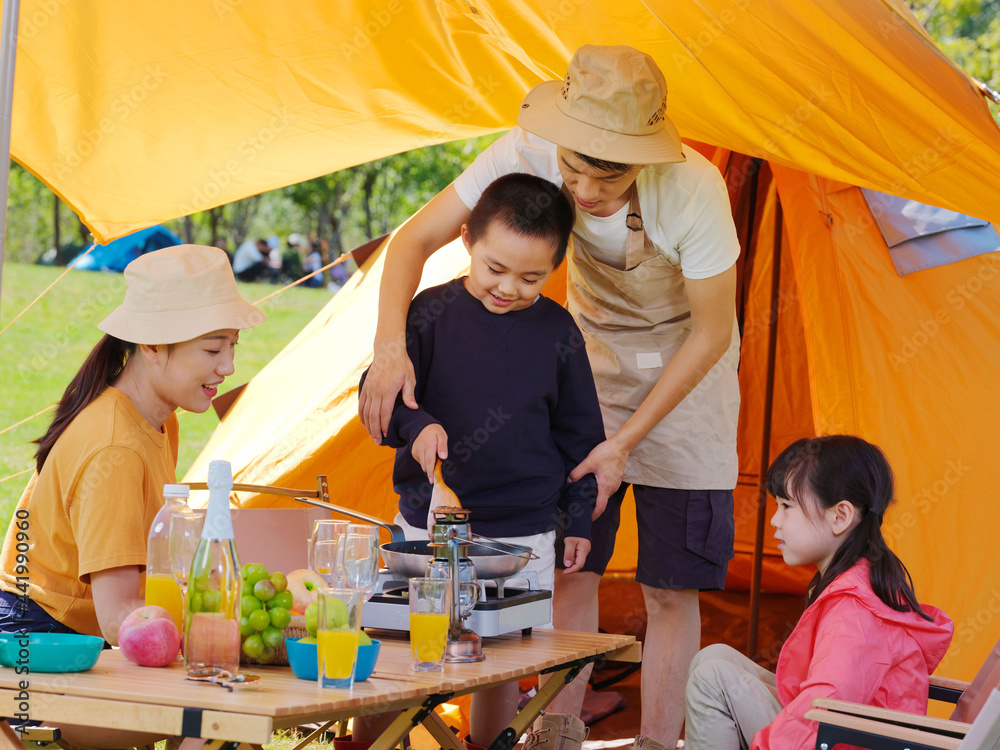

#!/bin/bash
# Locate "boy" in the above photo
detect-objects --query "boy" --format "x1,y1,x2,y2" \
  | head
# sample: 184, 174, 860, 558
360, 172, 606, 747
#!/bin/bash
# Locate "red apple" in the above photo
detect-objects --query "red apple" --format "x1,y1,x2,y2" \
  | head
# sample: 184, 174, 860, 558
285, 569, 326, 614
118, 605, 182, 667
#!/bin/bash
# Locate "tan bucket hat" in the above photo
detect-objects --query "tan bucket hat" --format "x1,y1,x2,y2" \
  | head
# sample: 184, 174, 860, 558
99, 244, 265, 345
518, 45, 685, 165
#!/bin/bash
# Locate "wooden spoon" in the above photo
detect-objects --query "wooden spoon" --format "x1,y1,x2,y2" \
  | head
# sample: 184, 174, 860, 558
431, 460, 462, 510
427, 460, 462, 537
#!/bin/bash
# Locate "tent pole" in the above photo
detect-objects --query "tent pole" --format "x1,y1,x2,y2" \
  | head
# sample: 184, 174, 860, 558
0, 0, 20, 302
748, 198, 783, 658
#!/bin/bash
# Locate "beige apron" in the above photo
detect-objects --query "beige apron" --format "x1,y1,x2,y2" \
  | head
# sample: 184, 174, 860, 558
566, 186, 740, 489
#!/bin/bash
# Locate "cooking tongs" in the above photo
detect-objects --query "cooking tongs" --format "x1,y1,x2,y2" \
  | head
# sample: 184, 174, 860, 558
187, 474, 406, 543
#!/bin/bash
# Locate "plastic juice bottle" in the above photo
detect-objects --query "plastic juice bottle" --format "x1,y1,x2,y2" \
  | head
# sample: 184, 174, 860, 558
317, 629, 360, 679
409, 612, 450, 661
145, 484, 188, 632
184, 460, 242, 676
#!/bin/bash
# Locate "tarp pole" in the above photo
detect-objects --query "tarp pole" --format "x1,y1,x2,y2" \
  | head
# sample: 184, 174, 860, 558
0, 0, 20, 302
748, 199, 783, 658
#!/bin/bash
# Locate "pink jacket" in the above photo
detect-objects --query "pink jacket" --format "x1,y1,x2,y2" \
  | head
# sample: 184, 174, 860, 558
751, 559, 953, 750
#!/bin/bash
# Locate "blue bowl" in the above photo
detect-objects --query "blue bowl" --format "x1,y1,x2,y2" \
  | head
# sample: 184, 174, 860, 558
0, 632, 103, 673
286, 636, 381, 682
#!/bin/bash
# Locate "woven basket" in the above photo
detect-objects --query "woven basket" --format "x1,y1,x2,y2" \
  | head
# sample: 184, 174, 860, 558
240, 614, 308, 667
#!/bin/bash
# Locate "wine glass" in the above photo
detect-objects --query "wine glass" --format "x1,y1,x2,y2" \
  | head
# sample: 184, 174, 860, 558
339, 524, 381, 600
309, 520, 348, 585
169, 509, 206, 612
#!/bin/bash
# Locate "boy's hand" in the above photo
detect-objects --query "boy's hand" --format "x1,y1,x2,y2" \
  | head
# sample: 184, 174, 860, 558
569, 438, 628, 519
413, 424, 448, 483
359, 336, 418, 443
561, 537, 591, 574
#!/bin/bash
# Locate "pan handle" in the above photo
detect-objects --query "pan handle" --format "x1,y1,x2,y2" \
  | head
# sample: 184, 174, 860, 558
468, 532, 540, 561
292, 496, 406, 543
188, 481, 405, 543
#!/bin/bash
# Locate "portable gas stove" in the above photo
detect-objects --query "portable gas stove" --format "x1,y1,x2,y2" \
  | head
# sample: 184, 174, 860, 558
361, 569, 552, 637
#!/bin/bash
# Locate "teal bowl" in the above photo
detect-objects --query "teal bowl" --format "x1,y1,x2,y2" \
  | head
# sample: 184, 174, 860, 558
0, 632, 103, 673
285, 637, 381, 682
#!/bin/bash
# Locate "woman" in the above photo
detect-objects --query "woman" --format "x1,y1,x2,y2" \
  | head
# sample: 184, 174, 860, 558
0, 244, 263, 748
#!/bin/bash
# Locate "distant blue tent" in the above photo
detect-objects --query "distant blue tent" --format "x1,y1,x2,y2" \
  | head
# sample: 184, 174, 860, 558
71, 225, 182, 272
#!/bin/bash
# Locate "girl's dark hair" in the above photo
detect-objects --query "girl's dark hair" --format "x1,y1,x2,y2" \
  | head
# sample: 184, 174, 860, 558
465, 173, 575, 268
766, 435, 932, 620
33, 335, 136, 472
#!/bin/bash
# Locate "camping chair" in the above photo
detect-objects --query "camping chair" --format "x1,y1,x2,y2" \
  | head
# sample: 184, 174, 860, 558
804, 687, 1000, 750
803, 636, 1000, 750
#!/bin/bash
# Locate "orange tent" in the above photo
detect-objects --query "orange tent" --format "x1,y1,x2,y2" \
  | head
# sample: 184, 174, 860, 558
187, 145, 1000, 680
5, 0, 1000, 681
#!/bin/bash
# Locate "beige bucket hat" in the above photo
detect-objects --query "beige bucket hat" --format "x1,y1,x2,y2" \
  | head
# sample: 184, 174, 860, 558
518, 45, 685, 165
99, 244, 265, 345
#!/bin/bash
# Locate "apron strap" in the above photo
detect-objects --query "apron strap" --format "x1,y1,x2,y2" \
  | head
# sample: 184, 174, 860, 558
624, 184, 658, 270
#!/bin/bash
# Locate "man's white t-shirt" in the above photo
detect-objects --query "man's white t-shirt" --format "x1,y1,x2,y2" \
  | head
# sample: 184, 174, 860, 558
453, 127, 740, 278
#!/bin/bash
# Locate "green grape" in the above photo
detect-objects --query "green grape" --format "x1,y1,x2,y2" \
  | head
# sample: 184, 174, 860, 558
247, 608, 270, 632
242, 633, 265, 660
269, 590, 293, 611
201, 590, 222, 613
268, 606, 291, 629
261, 625, 283, 649
245, 563, 270, 588
241, 596, 262, 617
240, 616, 255, 638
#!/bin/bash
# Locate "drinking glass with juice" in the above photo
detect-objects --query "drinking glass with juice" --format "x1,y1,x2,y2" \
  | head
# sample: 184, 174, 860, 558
317, 587, 362, 689
408, 578, 452, 672
145, 574, 184, 631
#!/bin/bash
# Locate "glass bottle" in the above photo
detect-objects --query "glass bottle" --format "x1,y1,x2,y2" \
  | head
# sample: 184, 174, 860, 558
184, 460, 242, 676
145, 484, 189, 632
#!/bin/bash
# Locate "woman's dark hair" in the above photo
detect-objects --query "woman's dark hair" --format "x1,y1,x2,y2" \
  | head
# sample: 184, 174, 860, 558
33, 335, 136, 471
766, 435, 932, 620
465, 173, 575, 268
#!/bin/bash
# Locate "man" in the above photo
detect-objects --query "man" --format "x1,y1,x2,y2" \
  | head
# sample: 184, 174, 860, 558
360, 45, 740, 750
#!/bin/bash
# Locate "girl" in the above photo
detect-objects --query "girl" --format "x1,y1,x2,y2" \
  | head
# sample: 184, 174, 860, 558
0, 245, 262, 748
684, 435, 953, 750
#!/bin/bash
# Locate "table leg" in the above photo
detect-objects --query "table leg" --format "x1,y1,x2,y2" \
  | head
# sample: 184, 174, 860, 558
368, 694, 454, 750
421, 709, 465, 750
290, 721, 336, 750
487, 659, 592, 750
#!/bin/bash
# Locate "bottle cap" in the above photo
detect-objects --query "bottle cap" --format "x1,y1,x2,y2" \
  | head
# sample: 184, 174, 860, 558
163, 484, 190, 499
207, 460, 233, 489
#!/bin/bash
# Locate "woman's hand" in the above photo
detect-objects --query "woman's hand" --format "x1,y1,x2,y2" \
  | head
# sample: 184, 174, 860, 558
561, 537, 592, 574
570, 438, 629, 519
359, 336, 418, 443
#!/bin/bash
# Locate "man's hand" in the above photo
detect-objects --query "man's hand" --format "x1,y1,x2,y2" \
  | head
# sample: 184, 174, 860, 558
413, 424, 448, 482
561, 537, 592, 574
359, 337, 418, 443
570, 438, 628, 520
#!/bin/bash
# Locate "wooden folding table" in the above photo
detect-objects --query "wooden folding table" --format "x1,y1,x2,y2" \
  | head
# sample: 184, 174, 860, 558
0, 629, 639, 750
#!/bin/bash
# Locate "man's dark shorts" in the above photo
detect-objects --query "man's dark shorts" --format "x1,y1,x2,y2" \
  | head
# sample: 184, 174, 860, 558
558, 483, 735, 591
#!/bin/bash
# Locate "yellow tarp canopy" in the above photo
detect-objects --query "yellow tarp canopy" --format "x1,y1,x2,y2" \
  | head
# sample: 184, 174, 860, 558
10, 0, 1000, 683
11, 0, 1000, 242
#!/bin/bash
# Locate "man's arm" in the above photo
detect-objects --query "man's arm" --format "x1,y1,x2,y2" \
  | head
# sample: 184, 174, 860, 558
569, 266, 737, 507
360, 184, 471, 442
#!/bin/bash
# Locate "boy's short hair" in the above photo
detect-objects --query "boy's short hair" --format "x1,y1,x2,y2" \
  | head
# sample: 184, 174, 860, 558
466, 173, 575, 268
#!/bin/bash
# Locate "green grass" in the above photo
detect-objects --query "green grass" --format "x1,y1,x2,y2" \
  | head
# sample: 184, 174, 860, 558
0, 262, 333, 532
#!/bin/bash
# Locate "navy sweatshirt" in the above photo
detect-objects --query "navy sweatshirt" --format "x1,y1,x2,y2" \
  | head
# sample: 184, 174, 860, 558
365, 279, 606, 540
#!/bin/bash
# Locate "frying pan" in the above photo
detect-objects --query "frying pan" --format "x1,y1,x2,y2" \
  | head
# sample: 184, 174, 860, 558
380, 539, 535, 579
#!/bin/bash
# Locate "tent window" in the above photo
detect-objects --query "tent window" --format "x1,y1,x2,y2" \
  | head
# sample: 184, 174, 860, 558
862, 188, 1000, 277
